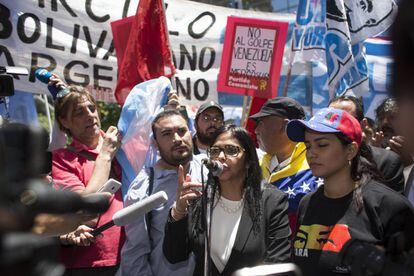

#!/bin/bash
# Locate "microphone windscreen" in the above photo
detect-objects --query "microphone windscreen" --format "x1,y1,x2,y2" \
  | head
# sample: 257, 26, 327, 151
35, 68, 52, 84
113, 191, 168, 226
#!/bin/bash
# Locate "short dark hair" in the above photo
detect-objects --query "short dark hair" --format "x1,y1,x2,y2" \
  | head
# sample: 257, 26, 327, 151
151, 109, 188, 140
391, 0, 414, 99
375, 98, 398, 122
329, 95, 365, 122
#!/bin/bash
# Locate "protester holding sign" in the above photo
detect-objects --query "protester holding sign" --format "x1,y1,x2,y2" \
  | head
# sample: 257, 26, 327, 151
51, 83, 124, 274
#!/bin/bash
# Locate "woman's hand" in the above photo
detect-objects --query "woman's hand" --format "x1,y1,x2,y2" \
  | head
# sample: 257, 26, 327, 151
172, 165, 202, 221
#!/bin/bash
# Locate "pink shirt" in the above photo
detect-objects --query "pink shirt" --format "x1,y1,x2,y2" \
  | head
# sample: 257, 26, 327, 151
52, 136, 125, 268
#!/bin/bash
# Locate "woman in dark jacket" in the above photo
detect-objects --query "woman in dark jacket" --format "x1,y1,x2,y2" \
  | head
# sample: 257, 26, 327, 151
286, 108, 414, 276
163, 125, 291, 275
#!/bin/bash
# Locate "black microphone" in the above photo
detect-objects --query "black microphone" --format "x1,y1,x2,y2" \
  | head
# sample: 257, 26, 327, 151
21, 181, 110, 214
91, 191, 168, 236
202, 158, 223, 177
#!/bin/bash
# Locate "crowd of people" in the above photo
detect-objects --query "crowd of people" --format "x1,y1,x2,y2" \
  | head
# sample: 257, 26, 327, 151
18, 0, 414, 275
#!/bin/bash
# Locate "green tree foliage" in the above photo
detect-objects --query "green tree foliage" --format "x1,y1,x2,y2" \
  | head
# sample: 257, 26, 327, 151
97, 101, 121, 131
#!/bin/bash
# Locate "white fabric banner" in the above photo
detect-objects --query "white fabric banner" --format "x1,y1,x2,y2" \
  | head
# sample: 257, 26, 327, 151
0, 0, 293, 104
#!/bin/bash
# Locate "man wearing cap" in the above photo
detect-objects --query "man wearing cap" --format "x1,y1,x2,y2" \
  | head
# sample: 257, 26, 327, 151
250, 97, 319, 231
193, 101, 224, 155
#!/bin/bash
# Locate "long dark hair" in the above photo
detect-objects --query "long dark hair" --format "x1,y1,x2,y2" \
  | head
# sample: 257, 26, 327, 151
191, 125, 263, 234
335, 133, 382, 212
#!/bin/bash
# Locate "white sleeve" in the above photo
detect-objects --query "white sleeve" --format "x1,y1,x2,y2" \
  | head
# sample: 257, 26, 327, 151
118, 171, 153, 276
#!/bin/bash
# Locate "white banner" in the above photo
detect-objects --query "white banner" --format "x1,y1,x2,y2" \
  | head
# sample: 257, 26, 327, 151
0, 0, 293, 104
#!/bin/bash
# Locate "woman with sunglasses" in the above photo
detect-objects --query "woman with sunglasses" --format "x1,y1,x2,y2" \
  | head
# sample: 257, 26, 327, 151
163, 125, 291, 275
286, 108, 414, 276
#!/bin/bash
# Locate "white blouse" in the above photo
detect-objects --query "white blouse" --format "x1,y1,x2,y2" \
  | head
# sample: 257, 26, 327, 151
210, 195, 244, 273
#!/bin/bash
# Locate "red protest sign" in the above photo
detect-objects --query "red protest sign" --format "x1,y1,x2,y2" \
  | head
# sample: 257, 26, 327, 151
217, 16, 288, 99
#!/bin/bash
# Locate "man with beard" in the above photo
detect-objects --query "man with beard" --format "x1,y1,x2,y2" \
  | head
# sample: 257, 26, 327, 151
193, 101, 224, 155
119, 109, 206, 276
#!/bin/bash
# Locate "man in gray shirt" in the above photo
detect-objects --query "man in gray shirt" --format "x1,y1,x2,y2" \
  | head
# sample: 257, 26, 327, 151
119, 109, 206, 276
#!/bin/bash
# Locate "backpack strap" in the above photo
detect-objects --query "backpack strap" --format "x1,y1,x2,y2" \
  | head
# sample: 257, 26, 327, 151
145, 167, 155, 242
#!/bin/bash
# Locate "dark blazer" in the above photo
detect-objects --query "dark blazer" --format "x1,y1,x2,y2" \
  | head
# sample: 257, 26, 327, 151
163, 186, 291, 276
369, 145, 405, 193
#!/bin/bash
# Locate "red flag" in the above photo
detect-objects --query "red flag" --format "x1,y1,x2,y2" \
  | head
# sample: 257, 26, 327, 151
245, 97, 267, 146
114, 0, 175, 105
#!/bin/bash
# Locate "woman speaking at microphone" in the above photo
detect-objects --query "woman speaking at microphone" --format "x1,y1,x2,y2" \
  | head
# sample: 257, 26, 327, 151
163, 125, 291, 275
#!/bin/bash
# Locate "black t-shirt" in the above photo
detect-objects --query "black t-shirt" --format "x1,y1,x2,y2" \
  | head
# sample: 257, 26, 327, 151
293, 181, 414, 276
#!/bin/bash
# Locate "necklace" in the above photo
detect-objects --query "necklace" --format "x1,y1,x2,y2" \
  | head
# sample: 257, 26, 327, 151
218, 194, 244, 214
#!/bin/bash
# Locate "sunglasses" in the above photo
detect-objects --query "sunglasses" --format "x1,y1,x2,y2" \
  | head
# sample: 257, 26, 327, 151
208, 145, 245, 158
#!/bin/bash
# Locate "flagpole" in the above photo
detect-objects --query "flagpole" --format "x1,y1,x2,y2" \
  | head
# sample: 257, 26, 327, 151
160, 0, 177, 90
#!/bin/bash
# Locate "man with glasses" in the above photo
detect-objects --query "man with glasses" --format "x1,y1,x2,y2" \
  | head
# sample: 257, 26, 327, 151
193, 101, 224, 155
249, 97, 318, 231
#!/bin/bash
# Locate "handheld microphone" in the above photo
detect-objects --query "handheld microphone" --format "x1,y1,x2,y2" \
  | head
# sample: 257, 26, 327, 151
34, 68, 68, 99
202, 158, 223, 177
91, 191, 168, 236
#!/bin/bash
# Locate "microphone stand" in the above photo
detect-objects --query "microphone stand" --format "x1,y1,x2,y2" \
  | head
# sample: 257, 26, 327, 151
203, 170, 215, 276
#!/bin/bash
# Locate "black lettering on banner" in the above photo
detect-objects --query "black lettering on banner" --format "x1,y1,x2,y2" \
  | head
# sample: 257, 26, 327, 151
179, 44, 196, 70
29, 53, 56, 82
102, 40, 115, 60
51, 0, 77, 17
0, 4, 12, 39
17, 13, 41, 44
86, 0, 109, 22
93, 64, 112, 87
194, 79, 208, 100
64, 60, 89, 86
175, 77, 191, 100
199, 47, 215, 72
188, 11, 215, 39
0, 45, 19, 79
71, 24, 80, 53
122, 0, 131, 18
46, 18, 65, 51
175, 77, 209, 102
83, 26, 107, 58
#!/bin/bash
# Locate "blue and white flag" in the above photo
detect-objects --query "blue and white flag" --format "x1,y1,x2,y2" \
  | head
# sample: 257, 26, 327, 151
291, 0, 397, 97
325, 0, 397, 96
291, 0, 326, 63
116, 76, 171, 197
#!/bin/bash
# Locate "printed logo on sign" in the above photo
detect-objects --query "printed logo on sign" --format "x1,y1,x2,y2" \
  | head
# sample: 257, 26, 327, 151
292, 0, 326, 52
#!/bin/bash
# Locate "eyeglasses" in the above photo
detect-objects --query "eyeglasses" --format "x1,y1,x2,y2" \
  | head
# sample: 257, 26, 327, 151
201, 115, 223, 124
208, 145, 245, 158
